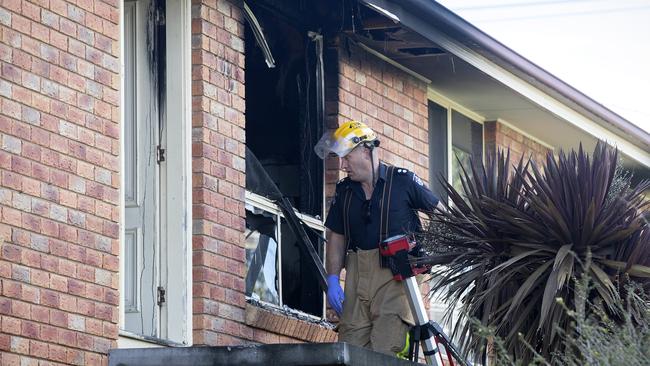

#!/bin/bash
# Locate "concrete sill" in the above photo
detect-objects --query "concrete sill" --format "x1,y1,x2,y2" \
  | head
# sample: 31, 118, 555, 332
117, 330, 187, 349
109, 342, 426, 366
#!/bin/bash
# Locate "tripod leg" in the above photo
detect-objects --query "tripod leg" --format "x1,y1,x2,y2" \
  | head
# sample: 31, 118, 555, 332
403, 277, 442, 366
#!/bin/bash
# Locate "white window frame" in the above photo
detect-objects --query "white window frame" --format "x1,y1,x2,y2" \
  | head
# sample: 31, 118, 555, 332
427, 88, 485, 190
427, 89, 485, 332
244, 190, 327, 321
118, 0, 192, 346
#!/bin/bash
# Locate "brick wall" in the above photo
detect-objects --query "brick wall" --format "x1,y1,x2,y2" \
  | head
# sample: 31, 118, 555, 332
190, 0, 249, 346
0, 0, 121, 365
0, 0, 438, 361
337, 41, 429, 182
484, 120, 552, 165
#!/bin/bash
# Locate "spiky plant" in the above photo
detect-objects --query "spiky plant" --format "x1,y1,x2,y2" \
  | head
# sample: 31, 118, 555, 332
469, 265, 650, 366
419, 141, 650, 363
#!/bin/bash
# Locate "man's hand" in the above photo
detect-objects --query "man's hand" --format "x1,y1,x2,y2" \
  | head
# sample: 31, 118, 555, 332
326, 274, 344, 316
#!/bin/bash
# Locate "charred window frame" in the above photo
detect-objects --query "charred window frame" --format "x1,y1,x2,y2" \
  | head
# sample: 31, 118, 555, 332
244, 192, 326, 318
243, 3, 326, 318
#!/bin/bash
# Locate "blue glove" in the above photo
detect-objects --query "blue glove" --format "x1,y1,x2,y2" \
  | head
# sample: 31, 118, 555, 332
327, 274, 344, 316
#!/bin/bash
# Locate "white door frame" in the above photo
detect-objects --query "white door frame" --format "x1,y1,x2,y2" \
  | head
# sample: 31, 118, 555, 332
119, 0, 192, 346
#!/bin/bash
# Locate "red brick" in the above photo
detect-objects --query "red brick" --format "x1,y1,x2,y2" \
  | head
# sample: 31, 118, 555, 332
85, 318, 101, 336
67, 279, 86, 296
57, 226, 76, 243
0, 297, 11, 315
67, 348, 85, 365
94, 303, 113, 322
40, 289, 59, 307
21, 321, 39, 339
40, 324, 58, 342
21, 285, 39, 303
60, 294, 77, 312
10, 335, 29, 354
2, 244, 22, 262
76, 298, 94, 317
3, 281, 22, 299
2, 316, 21, 334
50, 309, 68, 327
92, 335, 111, 353
22, 250, 41, 268
0, 333, 9, 352
31, 306, 49, 323
58, 328, 76, 347
85, 351, 101, 365
49, 343, 67, 362
30, 339, 49, 358
2, 172, 22, 191
76, 333, 93, 350
29, 269, 48, 288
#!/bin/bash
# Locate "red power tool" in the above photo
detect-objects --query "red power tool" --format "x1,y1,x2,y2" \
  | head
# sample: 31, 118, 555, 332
379, 234, 432, 281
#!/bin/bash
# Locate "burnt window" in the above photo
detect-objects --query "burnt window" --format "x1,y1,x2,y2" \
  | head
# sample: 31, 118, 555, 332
243, 5, 325, 318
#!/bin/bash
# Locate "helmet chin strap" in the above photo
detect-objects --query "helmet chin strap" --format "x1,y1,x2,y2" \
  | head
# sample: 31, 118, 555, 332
365, 143, 377, 188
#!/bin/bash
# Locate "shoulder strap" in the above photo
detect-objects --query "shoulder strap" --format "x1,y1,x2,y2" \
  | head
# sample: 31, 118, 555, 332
342, 187, 353, 252
379, 166, 395, 242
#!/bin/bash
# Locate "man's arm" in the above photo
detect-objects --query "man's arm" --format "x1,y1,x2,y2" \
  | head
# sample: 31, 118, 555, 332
325, 229, 346, 316
407, 172, 440, 213
326, 229, 346, 276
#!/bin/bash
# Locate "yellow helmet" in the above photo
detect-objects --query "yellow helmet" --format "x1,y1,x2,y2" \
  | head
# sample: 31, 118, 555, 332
314, 121, 378, 159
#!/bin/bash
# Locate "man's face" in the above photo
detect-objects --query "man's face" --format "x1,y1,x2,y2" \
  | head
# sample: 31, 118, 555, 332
340, 145, 371, 182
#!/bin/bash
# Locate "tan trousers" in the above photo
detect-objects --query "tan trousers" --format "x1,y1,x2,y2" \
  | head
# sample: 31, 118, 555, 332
339, 248, 414, 356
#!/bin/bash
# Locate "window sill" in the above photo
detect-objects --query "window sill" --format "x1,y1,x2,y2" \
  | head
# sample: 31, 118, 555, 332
244, 301, 337, 342
118, 330, 188, 349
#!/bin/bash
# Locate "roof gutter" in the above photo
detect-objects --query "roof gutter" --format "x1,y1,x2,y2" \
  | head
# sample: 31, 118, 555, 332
363, 0, 650, 151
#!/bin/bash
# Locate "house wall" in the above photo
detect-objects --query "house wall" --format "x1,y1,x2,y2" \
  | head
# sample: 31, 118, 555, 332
0, 0, 435, 363
0, 0, 121, 365
326, 39, 430, 200
484, 120, 552, 165
190, 6, 433, 345
190, 0, 338, 347
338, 41, 430, 181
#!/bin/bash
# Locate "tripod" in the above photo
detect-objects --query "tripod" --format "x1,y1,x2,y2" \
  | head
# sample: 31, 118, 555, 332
380, 235, 471, 366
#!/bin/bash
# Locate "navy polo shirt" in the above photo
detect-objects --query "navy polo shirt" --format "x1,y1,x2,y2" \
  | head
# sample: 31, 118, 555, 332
325, 162, 439, 250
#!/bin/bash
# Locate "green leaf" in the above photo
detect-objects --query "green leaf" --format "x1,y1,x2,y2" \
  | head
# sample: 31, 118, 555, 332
552, 244, 573, 271
486, 249, 543, 275
589, 265, 618, 311
505, 260, 553, 320
600, 259, 650, 278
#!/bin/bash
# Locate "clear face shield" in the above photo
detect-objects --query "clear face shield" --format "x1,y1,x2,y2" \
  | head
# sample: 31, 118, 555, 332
313, 131, 359, 160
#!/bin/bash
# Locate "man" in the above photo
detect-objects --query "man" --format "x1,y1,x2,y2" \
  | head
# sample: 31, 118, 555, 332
314, 121, 441, 357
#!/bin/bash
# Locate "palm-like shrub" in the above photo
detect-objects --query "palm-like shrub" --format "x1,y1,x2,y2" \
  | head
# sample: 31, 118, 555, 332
420, 142, 650, 363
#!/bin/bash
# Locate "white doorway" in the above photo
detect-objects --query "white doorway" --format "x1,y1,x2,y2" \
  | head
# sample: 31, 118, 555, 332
121, 0, 191, 344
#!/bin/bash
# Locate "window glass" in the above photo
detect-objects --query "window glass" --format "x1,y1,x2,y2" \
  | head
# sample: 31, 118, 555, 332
280, 218, 324, 317
428, 101, 448, 201
451, 111, 483, 196
244, 196, 325, 318
245, 206, 280, 305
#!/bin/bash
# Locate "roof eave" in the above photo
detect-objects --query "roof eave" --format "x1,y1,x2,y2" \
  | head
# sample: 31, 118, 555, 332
369, 0, 650, 152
